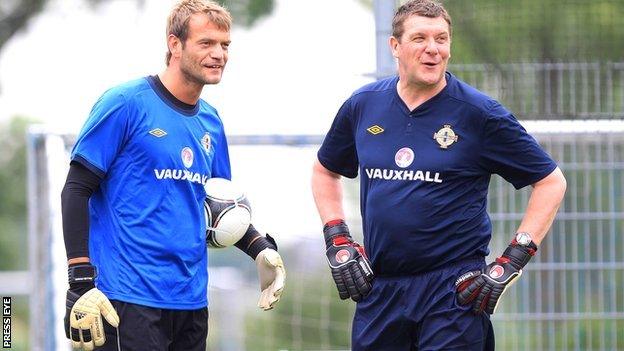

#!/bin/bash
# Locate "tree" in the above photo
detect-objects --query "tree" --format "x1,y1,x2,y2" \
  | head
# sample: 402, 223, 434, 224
0, 0, 45, 54
0, 116, 31, 270
439, 0, 624, 64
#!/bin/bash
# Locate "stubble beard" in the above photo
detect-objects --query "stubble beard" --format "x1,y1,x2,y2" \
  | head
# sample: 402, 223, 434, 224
412, 65, 445, 90
180, 57, 220, 87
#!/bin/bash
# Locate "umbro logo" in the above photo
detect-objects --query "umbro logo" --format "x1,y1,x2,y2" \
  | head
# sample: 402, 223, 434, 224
367, 125, 384, 135
74, 311, 86, 320
149, 128, 167, 137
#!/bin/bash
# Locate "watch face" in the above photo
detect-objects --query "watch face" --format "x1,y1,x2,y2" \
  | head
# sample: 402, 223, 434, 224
516, 232, 532, 246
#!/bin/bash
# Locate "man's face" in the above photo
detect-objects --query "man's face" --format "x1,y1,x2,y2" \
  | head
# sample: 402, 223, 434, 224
179, 13, 230, 85
390, 15, 451, 89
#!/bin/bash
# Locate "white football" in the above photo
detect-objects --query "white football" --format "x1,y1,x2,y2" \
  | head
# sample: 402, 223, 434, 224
204, 178, 252, 248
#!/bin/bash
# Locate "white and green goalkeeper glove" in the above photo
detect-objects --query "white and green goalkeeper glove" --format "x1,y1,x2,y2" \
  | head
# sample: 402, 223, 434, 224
255, 248, 286, 310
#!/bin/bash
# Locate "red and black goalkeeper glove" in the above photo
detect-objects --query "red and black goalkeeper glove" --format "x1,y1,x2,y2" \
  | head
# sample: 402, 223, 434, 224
456, 232, 538, 314
324, 219, 374, 302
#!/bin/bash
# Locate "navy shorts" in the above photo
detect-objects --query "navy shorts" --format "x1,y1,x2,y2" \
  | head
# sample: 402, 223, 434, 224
352, 257, 494, 351
98, 300, 208, 351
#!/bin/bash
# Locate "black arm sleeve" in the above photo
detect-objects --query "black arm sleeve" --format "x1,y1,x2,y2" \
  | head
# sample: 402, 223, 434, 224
61, 161, 103, 259
234, 224, 278, 259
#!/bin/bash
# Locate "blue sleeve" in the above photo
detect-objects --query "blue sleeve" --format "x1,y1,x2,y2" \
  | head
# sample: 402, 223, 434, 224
212, 120, 232, 180
71, 89, 131, 178
478, 101, 557, 189
317, 99, 359, 178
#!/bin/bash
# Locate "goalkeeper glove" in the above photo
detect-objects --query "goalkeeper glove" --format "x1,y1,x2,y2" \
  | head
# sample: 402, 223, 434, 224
324, 219, 374, 302
64, 263, 119, 351
456, 232, 538, 314
256, 248, 286, 310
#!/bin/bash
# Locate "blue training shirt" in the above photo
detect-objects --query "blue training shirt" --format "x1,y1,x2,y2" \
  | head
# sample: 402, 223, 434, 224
318, 72, 557, 276
71, 76, 231, 309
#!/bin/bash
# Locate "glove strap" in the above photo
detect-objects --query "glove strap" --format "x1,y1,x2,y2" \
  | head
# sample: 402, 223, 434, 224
68, 263, 97, 285
235, 224, 278, 259
502, 240, 538, 269
323, 219, 351, 246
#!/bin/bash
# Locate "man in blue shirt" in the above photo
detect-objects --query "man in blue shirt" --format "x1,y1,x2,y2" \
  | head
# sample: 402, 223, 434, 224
61, 1, 285, 350
312, 1, 566, 350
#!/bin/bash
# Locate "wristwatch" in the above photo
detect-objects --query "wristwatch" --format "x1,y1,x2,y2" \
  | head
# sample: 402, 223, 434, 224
515, 232, 537, 249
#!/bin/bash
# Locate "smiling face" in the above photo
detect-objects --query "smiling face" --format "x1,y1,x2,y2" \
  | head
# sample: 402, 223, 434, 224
174, 13, 230, 86
390, 15, 451, 91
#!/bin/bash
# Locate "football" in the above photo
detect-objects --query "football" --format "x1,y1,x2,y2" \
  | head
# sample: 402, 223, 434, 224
204, 178, 252, 248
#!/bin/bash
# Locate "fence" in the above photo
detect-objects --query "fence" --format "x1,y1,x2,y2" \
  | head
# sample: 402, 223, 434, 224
488, 120, 624, 350
23, 119, 623, 350
451, 62, 624, 120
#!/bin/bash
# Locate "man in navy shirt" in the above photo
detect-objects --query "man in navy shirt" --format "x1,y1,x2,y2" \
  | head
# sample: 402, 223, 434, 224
61, 1, 285, 350
312, 0, 566, 350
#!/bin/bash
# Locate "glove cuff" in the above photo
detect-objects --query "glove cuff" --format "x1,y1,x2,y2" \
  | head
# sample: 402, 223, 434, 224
67, 263, 97, 296
502, 239, 538, 269
68, 263, 97, 284
323, 219, 351, 247
234, 224, 278, 259
248, 233, 278, 259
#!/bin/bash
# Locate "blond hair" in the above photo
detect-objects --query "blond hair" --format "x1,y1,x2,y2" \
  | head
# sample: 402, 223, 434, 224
392, 0, 452, 41
165, 0, 232, 65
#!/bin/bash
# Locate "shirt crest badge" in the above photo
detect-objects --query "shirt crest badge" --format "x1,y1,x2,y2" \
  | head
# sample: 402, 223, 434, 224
433, 124, 458, 149
201, 132, 211, 152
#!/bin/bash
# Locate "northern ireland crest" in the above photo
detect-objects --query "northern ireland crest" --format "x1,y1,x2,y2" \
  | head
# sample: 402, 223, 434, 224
201, 132, 211, 153
433, 124, 458, 149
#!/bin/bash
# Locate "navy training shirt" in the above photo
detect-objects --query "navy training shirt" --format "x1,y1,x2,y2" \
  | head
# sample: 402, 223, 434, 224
318, 72, 557, 276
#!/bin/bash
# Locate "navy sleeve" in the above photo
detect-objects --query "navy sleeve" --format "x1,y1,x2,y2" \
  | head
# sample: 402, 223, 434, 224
478, 101, 557, 189
317, 99, 359, 178
70, 89, 131, 177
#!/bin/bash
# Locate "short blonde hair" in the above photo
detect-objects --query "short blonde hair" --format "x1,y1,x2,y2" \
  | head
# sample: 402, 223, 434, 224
165, 0, 232, 65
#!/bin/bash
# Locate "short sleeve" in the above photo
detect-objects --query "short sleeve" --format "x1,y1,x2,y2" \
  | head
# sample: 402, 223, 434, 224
478, 101, 557, 189
211, 120, 232, 180
317, 99, 359, 178
70, 90, 131, 178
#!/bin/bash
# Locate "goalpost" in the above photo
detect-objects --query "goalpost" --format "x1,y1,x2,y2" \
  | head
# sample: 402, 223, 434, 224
28, 120, 624, 350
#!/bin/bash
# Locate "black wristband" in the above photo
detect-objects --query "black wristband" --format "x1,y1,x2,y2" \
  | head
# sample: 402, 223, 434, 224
234, 224, 278, 259
247, 234, 278, 259
323, 220, 351, 246
68, 263, 97, 292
